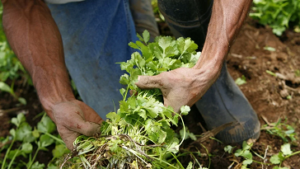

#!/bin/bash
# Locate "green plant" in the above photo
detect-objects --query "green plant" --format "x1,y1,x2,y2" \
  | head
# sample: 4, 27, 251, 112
235, 75, 247, 86
0, 113, 68, 169
270, 143, 300, 167
234, 141, 254, 168
250, 0, 300, 36
0, 81, 26, 105
0, 4, 31, 104
261, 118, 296, 142
63, 30, 201, 169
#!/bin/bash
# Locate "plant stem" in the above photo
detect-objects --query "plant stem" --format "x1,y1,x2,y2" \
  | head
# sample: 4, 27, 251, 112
27, 148, 40, 169
151, 156, 179, 169
287, 151, 300, 158
171, 153, 185, 169
179, 115, 186, 146
252, 159, 272, 165
7, 149, 19, 169
1, 139, 15, 169
45, 133, 64, 144
200, 143, 211, 169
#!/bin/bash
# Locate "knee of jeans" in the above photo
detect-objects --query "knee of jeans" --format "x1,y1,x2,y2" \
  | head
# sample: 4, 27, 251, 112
157, 0, 213, 49
129, 0, 159, 41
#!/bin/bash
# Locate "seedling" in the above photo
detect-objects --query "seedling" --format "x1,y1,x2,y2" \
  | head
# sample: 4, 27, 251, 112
261, 118, 296, 143
235, 75, 247, 86
234, 141, 254, 168
270, 143, 300, 167
0, 113, 67, 169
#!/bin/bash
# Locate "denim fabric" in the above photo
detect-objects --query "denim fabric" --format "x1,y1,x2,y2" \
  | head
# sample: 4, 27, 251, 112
48, 0, 137, 119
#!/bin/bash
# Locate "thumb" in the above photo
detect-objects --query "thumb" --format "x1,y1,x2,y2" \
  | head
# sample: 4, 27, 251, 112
135, 75, 163, 89
67, 113, 101, 136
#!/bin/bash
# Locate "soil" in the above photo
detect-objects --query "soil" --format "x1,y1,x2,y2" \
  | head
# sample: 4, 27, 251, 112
1, 18, 300, 168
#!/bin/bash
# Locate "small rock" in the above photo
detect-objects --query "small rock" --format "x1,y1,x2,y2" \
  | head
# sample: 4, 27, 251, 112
280, 89, 289, 98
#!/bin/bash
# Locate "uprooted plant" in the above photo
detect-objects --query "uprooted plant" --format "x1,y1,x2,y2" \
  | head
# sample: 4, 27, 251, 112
60, 30, 202, 169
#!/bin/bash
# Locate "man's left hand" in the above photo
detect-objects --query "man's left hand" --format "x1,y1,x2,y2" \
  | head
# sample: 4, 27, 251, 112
136, 67, 219, 112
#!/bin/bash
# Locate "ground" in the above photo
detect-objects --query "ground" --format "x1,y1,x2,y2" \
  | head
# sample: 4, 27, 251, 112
0, 18, 300, 168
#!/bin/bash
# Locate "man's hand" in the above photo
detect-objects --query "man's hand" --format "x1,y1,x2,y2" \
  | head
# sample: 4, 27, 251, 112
50, 100, 103, 150
136, 67, 219, 112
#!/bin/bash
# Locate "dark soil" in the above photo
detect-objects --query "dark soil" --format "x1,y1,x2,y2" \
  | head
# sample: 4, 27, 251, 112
1, 18, 300, 168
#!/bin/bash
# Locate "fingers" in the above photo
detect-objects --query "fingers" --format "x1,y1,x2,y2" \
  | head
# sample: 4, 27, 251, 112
70, 121, 100, 136
57, 125, 80, 150
75, 100, 103, 124
135, 75, 163, 89
65, 111, 101, 136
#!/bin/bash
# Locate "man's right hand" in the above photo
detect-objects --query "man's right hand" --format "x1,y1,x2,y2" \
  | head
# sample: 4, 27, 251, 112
50, 100, 103, 150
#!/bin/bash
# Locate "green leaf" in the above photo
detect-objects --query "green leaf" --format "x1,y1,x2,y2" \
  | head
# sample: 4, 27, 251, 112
128, 42, 139, 49
157, 130, 167, 144
242, 150, 253, 159
234, 149, 243, 157
37, 116, 56, 133
242, 141, 252, 150
106, 112, 120, 123
32, 128, 40, 138
9, 129, 16, 137
0, 81, 12, 93
186, 162, 193, 169
235, 75, 247, 86
47, 164, 58, 169
180, 105, 190, 116
52, 144, 69, 158
119, 74, 130, 85
146, 107, 159, 118
137, 34, 144, 42
31, 161, 45, 169
18, 97, 27, 105
242, 159, 253, 165
142, 30, 150, 44
16, 122, 35, 142
166, 141, 179, 154
281, 143, 292, 155
11, 113, 26, 127
270, 153, 284, 164
138, 109, 147, 120
119, 88, 126, 96
38, 134, 54, 148
224, 145, 235, 154
21, 142, 33, 154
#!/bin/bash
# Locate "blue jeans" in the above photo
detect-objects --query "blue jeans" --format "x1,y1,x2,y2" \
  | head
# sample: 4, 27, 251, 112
48, 0, 138, 118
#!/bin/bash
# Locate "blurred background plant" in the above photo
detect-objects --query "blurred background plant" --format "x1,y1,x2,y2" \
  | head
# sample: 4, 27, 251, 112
0, 4, 32, 105
250, 0, 300, 36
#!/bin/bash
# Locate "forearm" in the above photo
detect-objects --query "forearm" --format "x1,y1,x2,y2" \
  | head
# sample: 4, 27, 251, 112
2, 0, 74, 118
194, 0, 252, 73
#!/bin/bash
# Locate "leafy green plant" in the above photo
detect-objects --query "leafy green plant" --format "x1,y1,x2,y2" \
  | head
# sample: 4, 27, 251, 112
0, 113, 68, 169
270, 143, 300, 167
261, 118, 296, 142
250, 0, 300, 36
234, 141, 254, 168
63, 30, 201, 169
